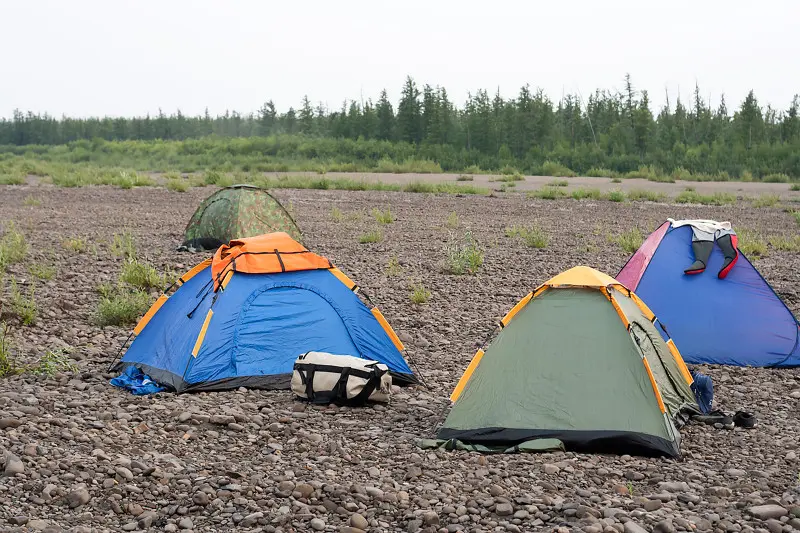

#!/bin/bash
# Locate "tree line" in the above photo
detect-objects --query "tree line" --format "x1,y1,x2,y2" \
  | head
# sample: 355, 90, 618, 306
2, 75, 799, 178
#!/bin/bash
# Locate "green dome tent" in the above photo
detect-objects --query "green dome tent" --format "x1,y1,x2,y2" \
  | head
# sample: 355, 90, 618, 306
179, 185, 302, 251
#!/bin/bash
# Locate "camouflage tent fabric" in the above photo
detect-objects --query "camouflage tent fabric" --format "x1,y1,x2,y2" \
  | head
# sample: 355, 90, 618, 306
180, 185, 302, 251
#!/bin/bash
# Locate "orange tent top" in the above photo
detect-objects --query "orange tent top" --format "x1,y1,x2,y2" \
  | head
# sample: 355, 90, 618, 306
211, 233, 332, 288
540, 266, 625, 290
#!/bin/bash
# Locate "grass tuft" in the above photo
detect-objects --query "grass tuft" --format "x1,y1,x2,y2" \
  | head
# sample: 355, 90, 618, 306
506, 225, 549, 248
23, 195, 41, 207
752, 194, 780, 208
94, 287, 151, 327
111, 231, 136, 260
120, 260, 164, 290
613, 228, 644, 253
763, 173, 790, 183
737, 229, 768, 257
166, 178, 189, 192
528, 187, 567, 200
627, 189, 666, 203
456, 175, 474, 181
29, 348, 78, 376
29, 263, 55, 281
358, 229, 383, 244
445, 211, 459, 229
571, 188, 603, 200
610, 177, 622, 183
372, 207, 394, 224
586, 167, 613, 178
9, 279, 37, 326
386, 256, 402, 276
606, 190, 627, 202
546, 179, 569, 187
63, 237, 87, 253
444, 232, 483, 275
0, 322, 22, 377
789, 183, 800, 192
0, 222, 26, 271
410, 284, 431, 304
541, 161, 576, 177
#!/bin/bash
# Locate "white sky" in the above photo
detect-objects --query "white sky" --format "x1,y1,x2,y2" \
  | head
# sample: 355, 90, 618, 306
2, 0, 798, 118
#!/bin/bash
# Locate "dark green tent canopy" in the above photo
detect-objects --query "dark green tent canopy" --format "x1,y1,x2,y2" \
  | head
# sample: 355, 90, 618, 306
179, 185, 302, 251
440, 266, 699, 458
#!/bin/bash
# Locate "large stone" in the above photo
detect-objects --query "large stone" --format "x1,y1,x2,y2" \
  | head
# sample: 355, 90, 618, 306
66, 488, 91, 508
748, 504, 788, 520
495, 503, 513, 516
3, 453, 24, 476
0, 418, 22, 429
350, 513, 369, 530
310, 518, 326, 531
623, 522, 648, 533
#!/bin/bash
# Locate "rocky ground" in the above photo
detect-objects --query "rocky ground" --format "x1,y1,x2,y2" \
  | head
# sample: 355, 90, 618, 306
0, 183, 799, 533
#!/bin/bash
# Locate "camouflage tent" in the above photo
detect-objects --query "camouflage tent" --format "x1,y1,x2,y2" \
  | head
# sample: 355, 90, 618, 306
179, 185, 302, 251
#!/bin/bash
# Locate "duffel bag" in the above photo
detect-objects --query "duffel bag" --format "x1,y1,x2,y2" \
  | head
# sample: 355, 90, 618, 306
291, 351, 392, 406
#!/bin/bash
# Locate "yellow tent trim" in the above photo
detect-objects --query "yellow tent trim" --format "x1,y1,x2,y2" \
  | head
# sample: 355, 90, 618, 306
608, 293, 630, 328
371, 308, 404, 352
500, 293, 532, 327
329, 267, 357, 291
192, 310, 214, 357
629, 293, 656, 322
450, 349, 485, 402
642, 357, 667, 413
667, 339, 694, 386
178, 258, 213, 287
133, 294, 168, 335
220, 270, 234, 290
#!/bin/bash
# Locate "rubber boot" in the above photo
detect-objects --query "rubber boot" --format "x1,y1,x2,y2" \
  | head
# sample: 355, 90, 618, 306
684, 240, 713, 275
716, 233, 739, 279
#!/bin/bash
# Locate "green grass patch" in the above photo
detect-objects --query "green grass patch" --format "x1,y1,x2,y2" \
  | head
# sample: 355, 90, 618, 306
506, 225, 549, 248
789, 183, 800, 191
546, 179, 568, 187
610, 177, 622, 183
23, 195, 41, 207
493, 173, 525, 183
29, 348, 78, 377
586, 167, 613, 178
358, 229, 383, 244
111, 231, 136, 260
386, 256, 402, 276
613, 228, 644, 253
625, 165, 670, 182
94, 287, 151, 327
0, 222, 26, 271
29, 263, 55, 281
120, 260, 165, 290
444, 232, 483, 275
371, 207, 394, 224
763, 173, 790, 183
792, 211, 800, 226
8, 279, 37, 326
166, 178, 189, 192
752, 193, 780, 208
445, 211, 459, 229
768, 234, 800, 252
456, 175, 474, 181
571, 188, 603, 200
330, 207, 343, 222
606, 190, 627, 202
63, 237, 88, 253
0, 172, 26, 185
675, 188, 736, 205
541, 161, 576, 177
500, 165, 520, 175
410, 284, 431, 304
461, 165, 482, 175
0, 322, 22, 378
627, 189, 666, 202
737, 229, 768, 257
528, 187, 567, 200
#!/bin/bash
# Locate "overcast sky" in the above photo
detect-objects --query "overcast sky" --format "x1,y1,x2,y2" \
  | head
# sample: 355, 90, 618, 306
2, 0, 798, 119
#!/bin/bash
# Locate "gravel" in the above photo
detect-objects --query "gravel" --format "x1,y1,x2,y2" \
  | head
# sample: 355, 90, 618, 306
1, 185, 799, 531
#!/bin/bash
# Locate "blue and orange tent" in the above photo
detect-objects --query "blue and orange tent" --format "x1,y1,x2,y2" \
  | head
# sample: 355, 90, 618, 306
112, 233, 418, 392
617, 221, 800, 367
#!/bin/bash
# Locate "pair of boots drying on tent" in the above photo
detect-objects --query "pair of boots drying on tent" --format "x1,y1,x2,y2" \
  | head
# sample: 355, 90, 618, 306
674, 220, 739, 278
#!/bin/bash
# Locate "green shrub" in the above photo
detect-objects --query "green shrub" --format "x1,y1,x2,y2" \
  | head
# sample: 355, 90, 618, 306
359, 229, 383, 244
606, 190, 627, 202
789, 183, 800, 191
571, 188, 603, 200
445, 232, 483, 275
94, 289, 151, 327
372, 207, 394, 224
625, 165, 671, 182
740, 170, 754, 182
9, 279, 37, 326
0, 173, 26, 185
675, 189, 736, 205
627, 189, 666, 202
763, 173, 790, 183
120, 260, 164, 290
546, 179, 569, 187
528, 187, 567, 200
752, 194, 780, 208
793, 211, 800, 226
410, 284, 431, 304
204, 170, 223, 185
506, 225, 549, 248
768, 234, 800, 252
500, 165, 520, 175
614, 228, 644, 253
0, 222, 26, 271
494, 173, 524, 182
671, 167, 693, 181
462, 165, 482, 174
330, 207, 343, 222
610, 177, 622, 183
456, 175, 474, 181
586, 167, 613, 177
541, 161, 576, 177
166, 178, 189, 192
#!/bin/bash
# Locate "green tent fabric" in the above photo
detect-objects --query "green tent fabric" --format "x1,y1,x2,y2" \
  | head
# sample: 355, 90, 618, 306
179, 185, 302, 251
440, 266, 699, 458
417, 438, 565, 454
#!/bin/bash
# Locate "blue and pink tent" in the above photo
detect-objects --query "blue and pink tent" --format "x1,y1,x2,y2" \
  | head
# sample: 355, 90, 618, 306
617, 221, 800, 368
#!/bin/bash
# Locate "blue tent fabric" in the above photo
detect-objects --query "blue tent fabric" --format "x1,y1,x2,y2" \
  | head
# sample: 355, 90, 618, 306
110, 366, 165, 395
690, 371, 713, 414
115, 267, 417, 392
632, 225, 800, 367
